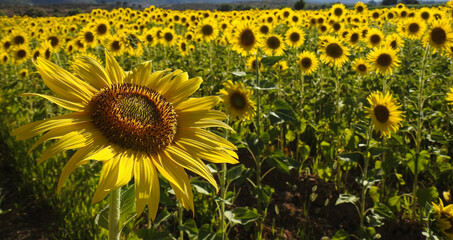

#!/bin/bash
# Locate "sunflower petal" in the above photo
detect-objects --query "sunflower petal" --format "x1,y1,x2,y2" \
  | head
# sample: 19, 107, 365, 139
130, 61, 152, 86
12, 112, 90, 140
105, 49, 126, 84
134, 154, 160, 220
22, 93, 86, 112
73, 55, 111, 89
175, 96, 220, 112
151, 153, 187, 196
145, 70, 166, 90
153, 69, 183, 93
165, 145, 218, 191
35, 57, 96, 104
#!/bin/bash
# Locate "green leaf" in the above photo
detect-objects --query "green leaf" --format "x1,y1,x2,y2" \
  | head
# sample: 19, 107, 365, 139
405, 150, 430, 175
254, 185, 274, 207
336, 193, 359, 206
95, 185, 136, 231
369, 186, 381, 204
369, 147, 388, 158
225, 207, 260, 225
321, 141, 333, 163
136, 228, 174, 240
231, 71, 246, 77
331, 229, 350, 240
153, 208, 171, 227
198, 224, 217, 240
373, 202, 396, 220
261, 56, 284, 66
191, 179, 215, 195
417, 187, 439, 206
178, 218, 198, 239
298, 142, 310, 162
268, 100, 298, 125
337, 152, 363, 163
246, 134, 264, 157
264, 150, 300, 174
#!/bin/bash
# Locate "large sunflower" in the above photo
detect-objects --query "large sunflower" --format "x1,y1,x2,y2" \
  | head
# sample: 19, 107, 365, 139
231, 22, 261, 56
367, 46, 400, 75
424, 19, 453, 52
218, 80, 255, 121
319, 36, 349, 68
262, 34, 285, 56
365, 91, 404, 138
12, 50, 238, 220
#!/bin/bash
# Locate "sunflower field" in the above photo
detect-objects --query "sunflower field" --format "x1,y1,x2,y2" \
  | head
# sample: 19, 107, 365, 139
3, 2, 453, 239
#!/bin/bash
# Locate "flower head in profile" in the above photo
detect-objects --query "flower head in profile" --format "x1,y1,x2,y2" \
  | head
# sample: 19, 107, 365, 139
12, 50, 238, 220
447, 87, 453, 106
433, 199, 453, 239
365, 91, 404, 138
218, 80, 255, 121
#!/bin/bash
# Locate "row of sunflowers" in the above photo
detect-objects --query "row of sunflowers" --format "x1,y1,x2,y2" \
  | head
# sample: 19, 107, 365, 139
3, 1, 453, 239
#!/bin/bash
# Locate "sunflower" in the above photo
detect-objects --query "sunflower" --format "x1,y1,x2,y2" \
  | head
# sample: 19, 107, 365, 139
419, 7, 432, 21
79, 27, 97, 48
177, 39, 190, 57
355, 2, 368, 14
366, 28, 385, 47
196, 19, 218, 42
231, 22, 261, 56
433, 199, 453, 239
352, 58, 370, 75
386, 33, 404, 51
447, 87, 453, 105
365, 91, 403, 138
12, 46, 30, 65
319, 36, 349, 68
91, 19, 110, 40
19, 69, 28, 78
161, 28, 177, 46
107, 36, 126, 56
272, 60, 288, 71
424, 19, 453, 52
367, 46, 400, 75
12, 50, 238, 220
1, 39, 12, 52
297, 51, 319, 75
218, 80, 255, 121
10, 30, 29, 47
346, 29, 361, 47
0, 53, 9, 65
331, 4, 346, 19
402, 19, 426, 40
45, 34, 63, 51
246, 57, 263, 72
262, 34, 285, 56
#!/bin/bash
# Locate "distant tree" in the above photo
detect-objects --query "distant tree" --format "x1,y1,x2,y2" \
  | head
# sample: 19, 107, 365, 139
368, 0, 377, 5
122, 1, 128, 6
116, 1, 121, 5
218, 3, 233, 11
68, 8, 83, 16
23, 8, 47, 17
402, 0, 419, 4
294, 0, 305, 10
381, 0, 397, 5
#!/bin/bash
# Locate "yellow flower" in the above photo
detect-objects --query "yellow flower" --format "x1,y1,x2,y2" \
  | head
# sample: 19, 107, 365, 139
355, 2, 368, 14
352, 58, 370, 76
367, 46, 400, 76
297, 51, 319, 75
218, 80, 255, 121
366, 28, 385, 48
285, 26, 305, 48
319, 36, 349, 68
365, 91, 404, 138
447, 87, 453, 105
12, 50, 238, 220
433, 199, 453, 239
231, 22, 261, 56
19, 69, 28, 78
262, 34, 285, 56
424, 19, 453, 52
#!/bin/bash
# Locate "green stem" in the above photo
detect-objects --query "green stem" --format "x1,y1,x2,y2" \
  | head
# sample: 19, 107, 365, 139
360, 124, 373, 231
255, 53, 262, 240
178, 204, 184, 240
412, 44, 429, 220
109, 188, 121, 240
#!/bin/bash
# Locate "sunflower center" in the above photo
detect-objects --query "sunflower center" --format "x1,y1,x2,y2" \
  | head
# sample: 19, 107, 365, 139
374, 104, 390, 123
377, 53, 392, 67
90, 83, 177, 153
45, 49, 51, 59
48, 36, 59, 47
431, 27, 447, 45
290, 32, 300, 42
357, 64, 367, 72
112, 40, 121, 50
97, 24, 108, 35
260, 25, 269, 35
33, 51, 40, 59
301, 57, 312, 69
357, 6, 364, 12
3, 41, 11, 50
334, 8, 343, 17
181, 42, 187, 51
350, 33, 359, 43
230, 92, 246, 110
17, 49, 26, 59
390, 40, 397, 49
14, 36, 25, 45
164, 32, 173, 42
326, 43, 343, 58
202, 25, 214, 36
421, 12, 429, 20
370, 34, 381, 44
85, 32, 94, 43
267, 36, 281, 50
333, 23, 341, 31
408, 23, 420, 33
240, 29, 255, 47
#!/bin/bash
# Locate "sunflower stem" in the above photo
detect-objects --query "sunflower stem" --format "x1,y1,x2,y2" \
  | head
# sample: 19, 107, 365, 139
109, 187, 121, 240
360, 124, 373, 232
254, 53, 263, 240
411, 44, 430, 220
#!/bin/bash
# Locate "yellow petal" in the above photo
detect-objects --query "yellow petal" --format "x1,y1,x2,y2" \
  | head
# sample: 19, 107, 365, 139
105, 49, 126, 84
35, 57, 96, 104
175, 96, 220, 112
151, 153, 187, 197
164, 145, 218, 192
72, 55, 111, 89
22, 93, 86, 112
134, 154, 160, 220
153, 69, 183, 94
12, 112, 90, 140
130, 61, 152, 86
144, 70, 166, 90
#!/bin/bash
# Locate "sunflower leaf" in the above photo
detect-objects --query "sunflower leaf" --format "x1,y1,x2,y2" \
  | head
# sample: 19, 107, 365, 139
225, 207, 261, 225
261, 56, 284, 66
